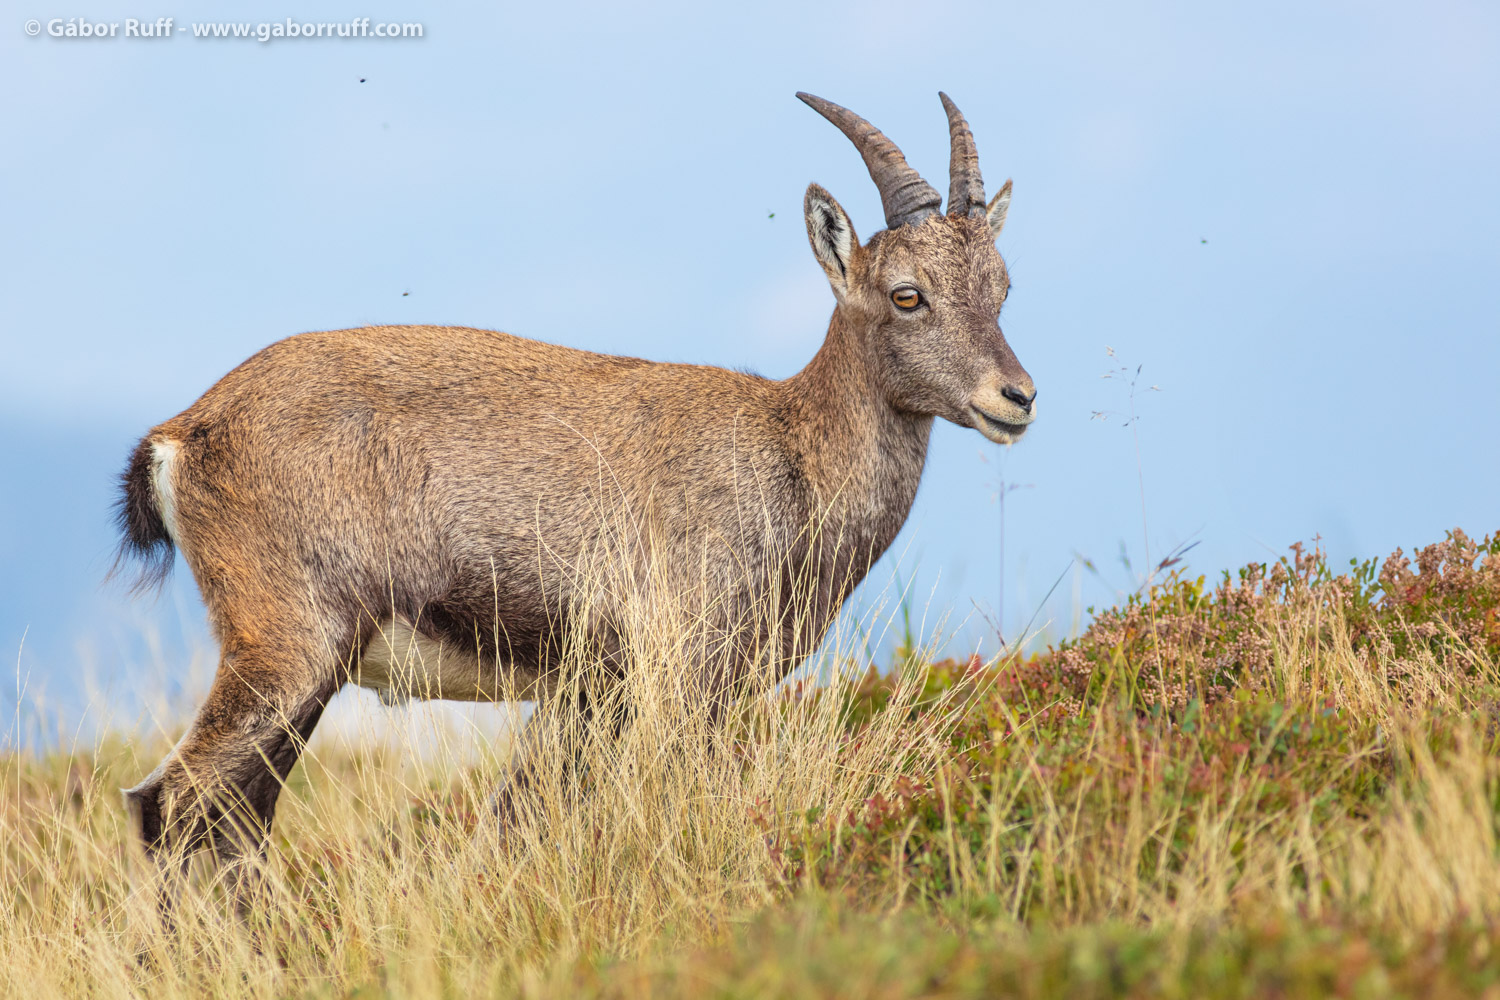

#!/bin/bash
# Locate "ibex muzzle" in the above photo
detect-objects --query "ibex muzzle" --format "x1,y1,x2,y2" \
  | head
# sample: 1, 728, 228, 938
115, 91, 1037, 911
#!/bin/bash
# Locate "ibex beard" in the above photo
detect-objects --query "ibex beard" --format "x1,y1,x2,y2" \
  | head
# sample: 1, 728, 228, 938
114, 91, 1036, 915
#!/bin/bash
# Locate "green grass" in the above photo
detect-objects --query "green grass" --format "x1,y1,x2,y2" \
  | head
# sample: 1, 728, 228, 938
529, 907, 1500, 1000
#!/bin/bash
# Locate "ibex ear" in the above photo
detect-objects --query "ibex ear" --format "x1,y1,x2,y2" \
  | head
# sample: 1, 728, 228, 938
804, 183, 858, 298
986, 179, 1012, 240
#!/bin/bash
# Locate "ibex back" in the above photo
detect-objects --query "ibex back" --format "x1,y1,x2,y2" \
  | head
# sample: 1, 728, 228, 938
116, 92, 1036, 906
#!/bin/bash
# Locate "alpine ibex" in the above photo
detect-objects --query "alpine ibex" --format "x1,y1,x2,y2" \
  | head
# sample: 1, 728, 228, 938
116, 92, 1036, 898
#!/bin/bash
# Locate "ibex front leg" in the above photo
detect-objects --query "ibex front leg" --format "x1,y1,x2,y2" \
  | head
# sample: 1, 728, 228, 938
125, 621, 342, 921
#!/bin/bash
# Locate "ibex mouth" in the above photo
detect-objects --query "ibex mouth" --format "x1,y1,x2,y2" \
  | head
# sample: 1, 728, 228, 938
972, 407, 1031, 443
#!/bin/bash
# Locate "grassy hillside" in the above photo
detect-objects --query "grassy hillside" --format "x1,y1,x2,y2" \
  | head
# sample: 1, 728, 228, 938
3, 530, 1498, 998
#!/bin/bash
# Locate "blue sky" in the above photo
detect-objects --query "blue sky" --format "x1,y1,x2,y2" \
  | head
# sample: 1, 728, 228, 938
3, 1, 1497, 722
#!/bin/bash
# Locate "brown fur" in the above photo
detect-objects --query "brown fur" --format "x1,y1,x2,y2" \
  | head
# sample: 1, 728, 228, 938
117, 99, 1037, 906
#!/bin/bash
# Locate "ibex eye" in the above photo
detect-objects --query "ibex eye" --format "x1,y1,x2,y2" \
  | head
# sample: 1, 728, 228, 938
891, 288, 922, 310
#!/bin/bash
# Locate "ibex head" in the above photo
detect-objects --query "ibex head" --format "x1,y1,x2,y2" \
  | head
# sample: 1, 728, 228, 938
798, 92, 1036, 443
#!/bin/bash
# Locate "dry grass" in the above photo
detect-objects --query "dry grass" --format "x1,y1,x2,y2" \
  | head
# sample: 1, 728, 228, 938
0, 560, 967, 998
4, 530, 1500, 998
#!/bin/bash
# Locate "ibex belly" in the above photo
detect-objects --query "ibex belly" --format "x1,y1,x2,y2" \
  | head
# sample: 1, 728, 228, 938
353, 617, 546, 704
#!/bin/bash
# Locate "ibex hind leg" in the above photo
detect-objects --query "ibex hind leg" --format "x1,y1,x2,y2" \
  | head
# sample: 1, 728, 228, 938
124, 609, 348, 921
481, 687, 632, 845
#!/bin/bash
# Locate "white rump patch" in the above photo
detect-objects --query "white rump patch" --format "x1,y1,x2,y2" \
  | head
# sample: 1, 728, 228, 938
150, 439, 181, 544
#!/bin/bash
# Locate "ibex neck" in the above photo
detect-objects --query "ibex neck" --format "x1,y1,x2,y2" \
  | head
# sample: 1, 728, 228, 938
781, 307, 933, 547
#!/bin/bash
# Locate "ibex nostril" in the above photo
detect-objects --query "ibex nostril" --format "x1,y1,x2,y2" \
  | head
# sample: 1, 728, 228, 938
1002, 385, 1036, 412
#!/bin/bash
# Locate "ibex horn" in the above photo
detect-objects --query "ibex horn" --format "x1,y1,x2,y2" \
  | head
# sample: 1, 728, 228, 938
939, 92, 985, 219
797, 92, 942, 229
